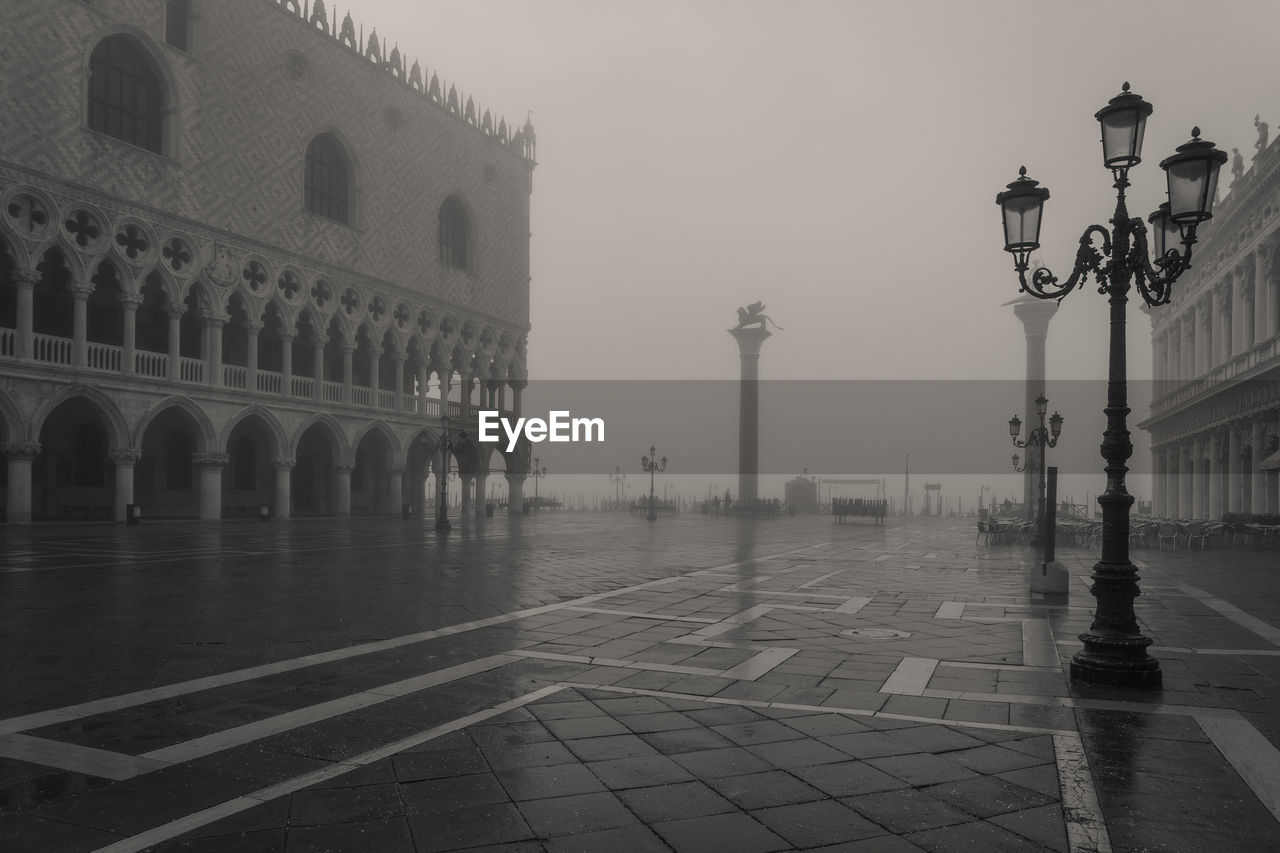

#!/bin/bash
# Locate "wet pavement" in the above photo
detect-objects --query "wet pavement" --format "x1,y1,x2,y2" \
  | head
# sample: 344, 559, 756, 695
1, 513, 1279, 851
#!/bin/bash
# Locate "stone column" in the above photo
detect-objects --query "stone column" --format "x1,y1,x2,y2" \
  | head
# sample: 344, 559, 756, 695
1242, 266, 1256, 352
474, 471, 488, 517
417, 362, 429, 414
1198, 302, 1212, 375
193, 452, 229, 520
2, 442, 41, 524
1179, 443, 1193, 519
1251, 419, 1265, 514
313, 335, 326, 402
71, 284, 92, 367
342, 344, 354, 403
1233, 266, 1247, 354
369, 346, 381, 404
272, 458, 293, 520
203, 312, 227, 387
120, 292, 140, 374
388, 466, 404, 514
393, 352, 405, 412
13, 270, 36, 361
1191, 437, 1204, 518
460, 472, 474, 516
1009, 296, 1059, 518
334, 463, 352, 517
512, 381, 523, 417
728, 325, 774, 503
1257, 242, 1276, 343
1229, 428, 1243, 513
506, 472, 526, 515
108, 448, 142, 522
280, 331, 294, 397
166, 303, 184, 380
1164, 448, 1177, 518
1217, 281, 1233, 364
246, 319, 261, 392
460, 370, 473, 422
1209, 431, 1223, 520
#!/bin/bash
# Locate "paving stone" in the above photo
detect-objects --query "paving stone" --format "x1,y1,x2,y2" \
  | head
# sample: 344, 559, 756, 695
791, 760, 911, 797
564, 733, 658, 762
987, 803, 1069, 853
543, 824, 670, 853
155, 828, 286, 852
400, 773, 510, 816
289, 781, 403, 826
712, 720, 809, 746
822, 730, 923, 759
865, 753, 979, 787
618, 780, 737, 821
407, 802, 536, 852
706, 770, 828, 809
586, 754, 695, 789
517, 791, 641, 837
750, 799, 885, 847
652, 811, 791, 853
926, 776, 1056, 818
905, 818, 1050, 852
843, 787, 974, 833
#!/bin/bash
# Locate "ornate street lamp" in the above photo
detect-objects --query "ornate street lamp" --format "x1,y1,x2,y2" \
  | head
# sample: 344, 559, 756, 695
996, 83, 1227, 689
640, 445, 667, 522
532, 458, 547, 511
609, 466, 627, 511
1007, 394, 1063, 549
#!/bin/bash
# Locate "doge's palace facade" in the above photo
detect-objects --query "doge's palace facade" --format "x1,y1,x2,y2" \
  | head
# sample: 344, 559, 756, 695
1142, 119, 1280, 519
0, 0, 535, 523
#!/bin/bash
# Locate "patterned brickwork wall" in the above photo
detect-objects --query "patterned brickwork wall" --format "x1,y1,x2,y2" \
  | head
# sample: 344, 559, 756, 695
0, 0, 532, 327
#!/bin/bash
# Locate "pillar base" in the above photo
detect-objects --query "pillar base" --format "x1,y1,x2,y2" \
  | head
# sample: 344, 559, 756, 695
1069, 647, 1162, 689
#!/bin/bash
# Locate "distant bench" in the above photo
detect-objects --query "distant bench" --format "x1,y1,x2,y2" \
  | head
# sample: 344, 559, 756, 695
834, 499, 886, 526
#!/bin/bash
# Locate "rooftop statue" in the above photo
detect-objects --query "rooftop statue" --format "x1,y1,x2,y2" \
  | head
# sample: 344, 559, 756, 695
734, 301, 784, 330
1256, 114, 1270, 154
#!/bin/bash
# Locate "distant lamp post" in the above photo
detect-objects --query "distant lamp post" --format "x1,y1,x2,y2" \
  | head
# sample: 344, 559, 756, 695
609, 466, 627, 510
640, 445, 667, 522
435, 419, 466, 531
532, 458, 547, 511
1007, 394, 1063, 548
995, 83, 1227, 689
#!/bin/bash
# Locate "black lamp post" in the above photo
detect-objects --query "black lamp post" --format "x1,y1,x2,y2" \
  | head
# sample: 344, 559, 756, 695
609, 466, 626, 510
996, 83, 1227, 689
532, 458, 547, 511
1008, 394, 1063, 549
641, 445, 667, 522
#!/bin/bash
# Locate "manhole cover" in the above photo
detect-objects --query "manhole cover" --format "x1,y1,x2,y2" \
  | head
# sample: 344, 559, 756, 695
842, 628, 912, 639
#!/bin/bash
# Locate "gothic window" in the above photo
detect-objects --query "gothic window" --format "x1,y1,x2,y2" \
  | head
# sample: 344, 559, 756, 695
439, 197, 468, 270
165, 0, 193, 52
88, 36, 164, 154
305, 134, 351, 224
166, 430, 192, 488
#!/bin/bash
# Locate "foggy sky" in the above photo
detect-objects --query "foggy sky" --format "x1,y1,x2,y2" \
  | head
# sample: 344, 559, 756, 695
350, 0, 1278, 384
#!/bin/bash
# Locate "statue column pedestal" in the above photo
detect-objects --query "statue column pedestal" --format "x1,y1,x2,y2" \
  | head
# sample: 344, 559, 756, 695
729, 326, 771, 504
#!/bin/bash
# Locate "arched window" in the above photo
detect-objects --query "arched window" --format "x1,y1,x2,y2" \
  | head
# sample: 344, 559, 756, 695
166, 429, 192, 488
305, 134, 351, 224
88, 36, 164, 154
439, 197, 468, 269
165, 0, 193, 52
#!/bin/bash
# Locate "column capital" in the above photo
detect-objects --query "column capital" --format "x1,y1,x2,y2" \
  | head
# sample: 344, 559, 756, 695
108, 447, 143, 464
313, 333, 328, 346
192, 452, 230, 469
505, 472, 528, 483
69, 283, 95, 299
385, 464, 405, 475
198, 311, 230, 326
334, 463, 355, 473
245, 319, 265, 333
11, 270, 39, 288
1, 441, 42, 460
271, 458, 296, 471
118, 292, 144, 308
164, 302, 187, 319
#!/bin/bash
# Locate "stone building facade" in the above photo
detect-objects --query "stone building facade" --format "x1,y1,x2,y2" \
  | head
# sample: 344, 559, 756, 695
1142, 119, 1280, 519
0, 0, 535, 522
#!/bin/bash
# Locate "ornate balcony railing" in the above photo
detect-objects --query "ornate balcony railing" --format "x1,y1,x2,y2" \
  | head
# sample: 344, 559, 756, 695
135, 350, 167, 377
1151, 335, 1280, 416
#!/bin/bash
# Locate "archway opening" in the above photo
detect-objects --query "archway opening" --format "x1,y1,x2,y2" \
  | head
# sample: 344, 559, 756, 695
352, 427, 392, 515
138, 404, 203, 518
34, 396, 115, 520
224, 415, 276, 517
294, 422, 338, 515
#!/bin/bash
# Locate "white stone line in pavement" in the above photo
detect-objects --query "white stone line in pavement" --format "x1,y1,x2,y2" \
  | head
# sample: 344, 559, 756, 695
566, 682, 1075, 738
874, 553, 893, 561
717, 575, 777, 592
1022, 619, 1059, 668
690, 604, 775, 639
4, 548, 832, 736
719, 647, 801, 681
1198, 714, 1280, 825
835, 595, 874, 615
880, 657, 939, 696
138, 654, 518, 768
562, 606, 719, 623
935, 601, 965, 620
0, 734, 166, 782
511, 649, 724, 678
799, 570, 843, 588
943, 660, 1063, 672
1054, 732, 1113, 853
1147, 646, 1280, 657
90, 685, 568, 853
746, 590, 848, 601
1176, 581, 1280, 648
